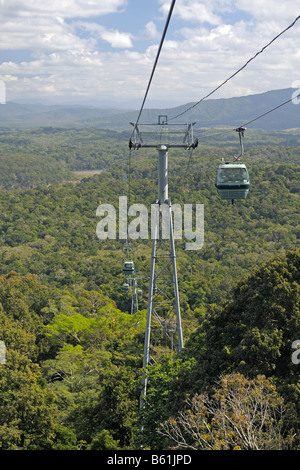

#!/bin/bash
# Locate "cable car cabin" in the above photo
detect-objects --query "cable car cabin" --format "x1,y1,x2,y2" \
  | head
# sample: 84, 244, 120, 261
123, 260, 135, 275
216, 162, 250, 200
123, 283, 129, 293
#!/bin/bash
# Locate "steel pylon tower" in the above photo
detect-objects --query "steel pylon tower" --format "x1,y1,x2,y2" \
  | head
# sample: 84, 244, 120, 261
129, 115, 197, 407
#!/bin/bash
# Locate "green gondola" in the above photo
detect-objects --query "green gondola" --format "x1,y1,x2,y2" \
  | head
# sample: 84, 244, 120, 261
123, 260, 135, 275
216, 161, 250, 201
123, 283, 130, 293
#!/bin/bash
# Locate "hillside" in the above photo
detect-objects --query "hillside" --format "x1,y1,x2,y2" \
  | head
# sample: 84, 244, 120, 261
0, 143, 299, 449
0, 108, 299, 450
0, 88, 299, 130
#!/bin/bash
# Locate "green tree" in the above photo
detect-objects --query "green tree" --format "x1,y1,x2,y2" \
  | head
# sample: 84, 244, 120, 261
184, 250, 300, 383
87, 429, 120, 450
93, 364, 139, 448
138, 357, 196, 450
0, 350, 58, 449
160, 373, 296, 450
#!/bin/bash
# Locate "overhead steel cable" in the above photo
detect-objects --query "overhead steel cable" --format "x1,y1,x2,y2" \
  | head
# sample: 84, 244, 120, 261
196, 91, 300, 141
198, 91, 300, 146
180, 89, 300, 186
239, 92, 300, 128
130, 0, 176, 142
169, 14, 300, 122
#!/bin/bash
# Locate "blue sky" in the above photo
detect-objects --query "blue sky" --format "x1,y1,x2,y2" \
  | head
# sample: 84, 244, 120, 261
0, 0, 299, 107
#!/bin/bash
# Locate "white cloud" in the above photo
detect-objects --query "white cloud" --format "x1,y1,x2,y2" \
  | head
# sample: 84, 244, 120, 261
1, 0, 300, 105
232, 0, 300, 22
0, 49, 105, 99
144, 21, 160, 39
101, 29, 133, 48
168, 0, 299, 24
158, 0, 223, 25
0, 17, 94, 53
76, 22, 133, 49
176, 2, 222, 25
0, 0, 127, 19
0, 0, 129, 52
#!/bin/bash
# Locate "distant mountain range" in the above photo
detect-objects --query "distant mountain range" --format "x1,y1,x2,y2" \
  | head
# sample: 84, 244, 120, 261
0, 88, 299, 131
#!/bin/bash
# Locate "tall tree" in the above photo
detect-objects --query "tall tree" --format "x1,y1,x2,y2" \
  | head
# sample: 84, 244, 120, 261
160, 373, 296, 450
0, 350, 58, 449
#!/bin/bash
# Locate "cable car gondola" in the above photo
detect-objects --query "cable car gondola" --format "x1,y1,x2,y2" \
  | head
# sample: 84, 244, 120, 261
123, 260, 135, 275
123, 283, 130, 293
215, 161, 250, 201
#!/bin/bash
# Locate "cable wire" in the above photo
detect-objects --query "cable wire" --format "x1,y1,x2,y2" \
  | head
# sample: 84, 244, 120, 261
239, 92, 300, 128
196, 91, 300, 149
169, 14, 300, 122
130, 0, 176, 139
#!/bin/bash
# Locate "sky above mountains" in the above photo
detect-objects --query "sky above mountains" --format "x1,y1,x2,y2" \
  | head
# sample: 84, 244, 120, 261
0, 1, 299, 108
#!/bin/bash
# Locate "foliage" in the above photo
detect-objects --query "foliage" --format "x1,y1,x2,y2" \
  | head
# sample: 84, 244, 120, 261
182, 251, 300, 396
0, 350, 58, 449
0, 128, 128, 188
0, 127, 299, 449
139, 250, 300, 449
137, 357, 196, 450
160, 373, 296, 450
87, 429, 121, 450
